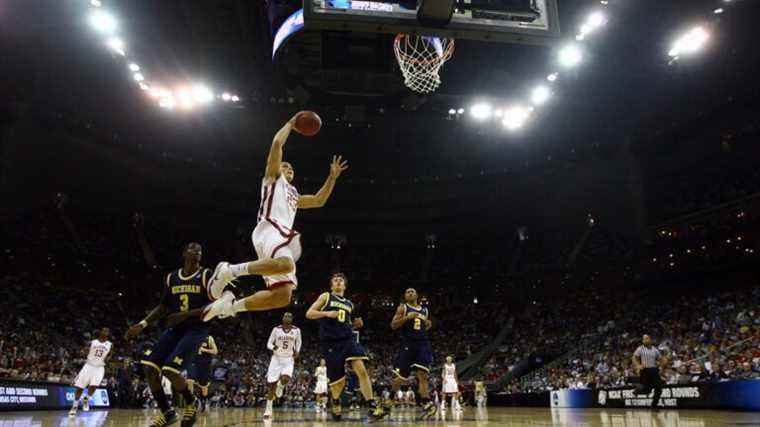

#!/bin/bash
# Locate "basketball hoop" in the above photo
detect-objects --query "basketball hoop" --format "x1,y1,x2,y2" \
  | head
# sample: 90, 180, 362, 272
394, 34, 455, 94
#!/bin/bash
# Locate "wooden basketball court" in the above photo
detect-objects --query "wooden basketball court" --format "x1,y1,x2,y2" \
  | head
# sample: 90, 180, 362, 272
1, 407, 757, 426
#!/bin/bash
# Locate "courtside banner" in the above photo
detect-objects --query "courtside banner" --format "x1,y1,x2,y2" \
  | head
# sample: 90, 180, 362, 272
0, 380, 110, 411
550, 381, 760, 410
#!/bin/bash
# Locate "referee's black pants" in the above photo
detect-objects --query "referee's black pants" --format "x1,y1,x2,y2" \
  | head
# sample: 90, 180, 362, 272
634, 367, 663, 407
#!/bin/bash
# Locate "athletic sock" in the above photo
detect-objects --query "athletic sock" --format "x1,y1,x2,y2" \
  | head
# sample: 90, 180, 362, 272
229, 262, 250, 278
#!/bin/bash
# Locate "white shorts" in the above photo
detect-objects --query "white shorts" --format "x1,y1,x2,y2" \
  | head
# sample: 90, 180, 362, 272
74, 364, 105, 389
443, 379, 458, 394
266, 355, 295, 383
314, 381, 328, 394
161, 376, 172, 397
252, 221, 301, 289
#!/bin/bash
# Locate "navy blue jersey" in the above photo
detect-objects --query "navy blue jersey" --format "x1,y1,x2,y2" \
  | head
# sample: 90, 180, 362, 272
318, 293, 355, 342
159, 267, 212, 330
400, 304, 429, 342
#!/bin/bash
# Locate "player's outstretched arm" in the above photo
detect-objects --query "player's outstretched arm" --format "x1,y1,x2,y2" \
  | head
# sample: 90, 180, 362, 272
265, 116, 297, 180
125, 304, 168, 340
206, 336, 219, 356
306, 293, 339, 320
298, 155, 348, 209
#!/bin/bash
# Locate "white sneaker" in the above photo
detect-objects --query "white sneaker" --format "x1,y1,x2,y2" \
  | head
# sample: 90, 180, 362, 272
69, 406, 77, 417
207, 262, 235, 300
202, 290, 236, 322
83, 398, 90, 412
275, 381, 284, 398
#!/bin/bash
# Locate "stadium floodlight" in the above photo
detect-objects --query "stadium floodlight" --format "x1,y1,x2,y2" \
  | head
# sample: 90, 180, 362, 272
159, 97, 175, 110
470, 103, 492, 121
129, 63, 140, 72
133, 73, 144, 82
714, 8, 724, 14
502, 105, 532, 130
558, 44, 583, 68
106, 37, 125, 56
587, 11, 606, 30
231, 95, 240, 102
531, 86, 551, 105
90, 0, 102, 7
192, 85, 214, 104
138, 83, 149, 91
669, 26, 709, 58
448, 108, 456, 115
547, 72, 558, 82
457, 108, 465, 115
222, 93, 232, 101
89, 10, 117, 33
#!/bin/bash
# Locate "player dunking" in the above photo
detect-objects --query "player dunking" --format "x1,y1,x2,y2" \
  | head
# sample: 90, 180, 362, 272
125, 242, 212, 427
390, 288, 437, 419
314, 359, 329, 413
306, 273, 389, 422
202, 115, 348, 321
187, 335, 218, 413
69, 327, 112, 417
264, 312, 302, 420
441, 356, 461, 413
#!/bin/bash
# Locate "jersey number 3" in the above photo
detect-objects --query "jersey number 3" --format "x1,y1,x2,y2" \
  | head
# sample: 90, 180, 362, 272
180, 294, 189, 312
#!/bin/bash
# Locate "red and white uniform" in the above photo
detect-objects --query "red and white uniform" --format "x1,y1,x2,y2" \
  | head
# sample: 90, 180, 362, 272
74, 340, 112, 389
266, 325, 302, 383
254, 175, 302, 289
442, 363, 458, 394
314, 366, 328, 394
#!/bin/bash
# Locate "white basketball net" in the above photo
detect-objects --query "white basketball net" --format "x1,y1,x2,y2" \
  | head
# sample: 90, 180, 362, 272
394, 34, 455, 94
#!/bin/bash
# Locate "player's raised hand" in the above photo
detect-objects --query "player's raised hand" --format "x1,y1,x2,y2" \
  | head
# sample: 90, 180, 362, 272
329, 155, 349, 179
124, 323, 144, 341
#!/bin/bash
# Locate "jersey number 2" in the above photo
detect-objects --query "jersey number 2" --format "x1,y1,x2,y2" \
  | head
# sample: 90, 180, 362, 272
413, 318, 422, 330
180, 294, 189, 312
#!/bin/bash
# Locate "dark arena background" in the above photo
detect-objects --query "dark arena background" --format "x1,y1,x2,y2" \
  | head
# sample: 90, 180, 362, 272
1, 0, 760, 426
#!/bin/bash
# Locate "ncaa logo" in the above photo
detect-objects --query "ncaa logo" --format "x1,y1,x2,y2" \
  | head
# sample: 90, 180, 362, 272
598, 390, 607, 405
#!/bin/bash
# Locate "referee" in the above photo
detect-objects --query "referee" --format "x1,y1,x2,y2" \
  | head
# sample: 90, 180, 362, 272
632, 334, 666, 408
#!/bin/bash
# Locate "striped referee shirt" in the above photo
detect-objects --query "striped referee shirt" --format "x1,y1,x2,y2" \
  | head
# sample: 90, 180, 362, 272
634, 345, 662, 368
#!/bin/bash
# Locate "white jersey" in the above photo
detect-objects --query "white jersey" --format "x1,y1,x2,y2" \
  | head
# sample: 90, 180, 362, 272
258, 175, 299, 234
443, 363, 456, 380
315, 366, 328, 383
86, 340, 112, 367
267, 325, 302, 358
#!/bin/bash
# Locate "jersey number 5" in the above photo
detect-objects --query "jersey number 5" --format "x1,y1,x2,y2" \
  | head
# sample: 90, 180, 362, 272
337, 310, 346, 323
180, 294, 189, 312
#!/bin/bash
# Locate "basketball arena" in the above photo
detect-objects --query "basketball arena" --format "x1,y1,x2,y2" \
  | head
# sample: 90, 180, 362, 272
1, 0, 759, 426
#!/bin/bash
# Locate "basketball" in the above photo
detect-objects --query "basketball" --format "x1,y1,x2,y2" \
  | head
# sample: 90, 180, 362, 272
294, 111, 322, 136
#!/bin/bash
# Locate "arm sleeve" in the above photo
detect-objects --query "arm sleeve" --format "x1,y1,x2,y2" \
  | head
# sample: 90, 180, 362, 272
267, 329, 277, 351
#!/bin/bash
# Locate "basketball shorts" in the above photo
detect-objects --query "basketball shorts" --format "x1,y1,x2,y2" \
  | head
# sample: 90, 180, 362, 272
443, 379, 459, 394
320, 339, 368, 384
187, 357, 212, 387
74, 363, 105, 389
393, 340, 433, 379
314, 380, 328, 394
252, 221, 301, 289
141, 327, 209, 376
266, 355, 295, 383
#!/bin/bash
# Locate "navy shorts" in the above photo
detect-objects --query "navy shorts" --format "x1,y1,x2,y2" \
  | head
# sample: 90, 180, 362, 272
141, 327, 209, 376
394, 340, 433, 379
188, 357, 212, 387
321, 339, 368, 384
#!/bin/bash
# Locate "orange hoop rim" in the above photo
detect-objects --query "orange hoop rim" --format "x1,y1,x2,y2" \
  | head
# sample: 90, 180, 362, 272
394, 33, 456, 66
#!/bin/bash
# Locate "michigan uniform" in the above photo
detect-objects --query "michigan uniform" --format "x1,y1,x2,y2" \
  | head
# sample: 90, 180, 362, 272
141, 268, 212, 376
393, 303, 433, 380
188, 335, 216, 389
317, 293, 368, 384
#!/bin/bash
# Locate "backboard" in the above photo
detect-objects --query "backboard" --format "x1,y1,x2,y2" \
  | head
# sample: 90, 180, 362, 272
304, 0, 560, 45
